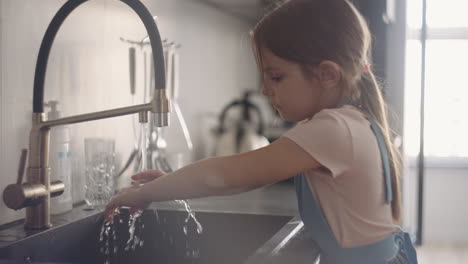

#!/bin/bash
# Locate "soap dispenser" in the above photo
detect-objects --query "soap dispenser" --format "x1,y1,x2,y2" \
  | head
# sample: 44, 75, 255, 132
45, 100, 73, 214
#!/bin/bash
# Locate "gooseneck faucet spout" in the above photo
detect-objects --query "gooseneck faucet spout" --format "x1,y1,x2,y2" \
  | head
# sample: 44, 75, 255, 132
2, 0, 168, 229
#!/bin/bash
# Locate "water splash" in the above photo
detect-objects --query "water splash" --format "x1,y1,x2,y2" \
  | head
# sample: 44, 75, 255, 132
100, 207, 145, 264
125, 209, 144, 251
175, 200, 203, 235
99, 202, 203, 263
100, 211, 117, 264
186, 248, 200, 259
175, 200, 202, 260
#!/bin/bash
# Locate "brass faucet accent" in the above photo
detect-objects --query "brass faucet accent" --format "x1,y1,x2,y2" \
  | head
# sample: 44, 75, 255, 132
2, 0, 168, 230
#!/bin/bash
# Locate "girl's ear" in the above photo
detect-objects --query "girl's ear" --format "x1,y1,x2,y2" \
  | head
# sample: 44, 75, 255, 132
318, 60, 342, 89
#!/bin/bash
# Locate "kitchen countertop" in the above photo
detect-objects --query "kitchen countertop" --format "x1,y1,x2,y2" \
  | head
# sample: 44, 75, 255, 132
0, 182, 298, 247
150, 181, 298, 216
0, 181, 315, 264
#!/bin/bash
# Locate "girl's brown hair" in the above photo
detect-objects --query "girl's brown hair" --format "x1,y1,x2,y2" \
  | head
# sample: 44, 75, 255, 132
252, 0, 402, 222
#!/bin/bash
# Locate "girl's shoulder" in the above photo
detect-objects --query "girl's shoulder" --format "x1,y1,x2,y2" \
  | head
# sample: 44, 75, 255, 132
285, 106, 369, 147
283, 106, 362, 178
303, 105, 367, 127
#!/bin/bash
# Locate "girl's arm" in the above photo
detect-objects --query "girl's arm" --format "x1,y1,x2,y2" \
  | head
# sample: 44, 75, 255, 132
138, 137, 321, 202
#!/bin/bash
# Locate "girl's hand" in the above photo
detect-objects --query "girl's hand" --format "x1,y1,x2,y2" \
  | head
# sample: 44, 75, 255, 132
104, 185, 149, 222
104, 170, 166, 222
131, 169, 166, 185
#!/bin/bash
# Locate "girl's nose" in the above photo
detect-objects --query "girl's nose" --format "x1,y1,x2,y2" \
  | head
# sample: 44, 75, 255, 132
262, 85, 273, 96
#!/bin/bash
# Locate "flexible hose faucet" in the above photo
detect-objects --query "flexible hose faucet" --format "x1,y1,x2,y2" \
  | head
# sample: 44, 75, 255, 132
2, 0, 169, 229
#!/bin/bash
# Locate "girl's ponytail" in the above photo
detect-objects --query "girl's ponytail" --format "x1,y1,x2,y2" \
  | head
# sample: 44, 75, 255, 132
358, 70, 403, 223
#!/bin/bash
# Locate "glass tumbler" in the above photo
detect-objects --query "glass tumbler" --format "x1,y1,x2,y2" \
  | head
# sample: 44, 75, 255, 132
84, 138, 116, 208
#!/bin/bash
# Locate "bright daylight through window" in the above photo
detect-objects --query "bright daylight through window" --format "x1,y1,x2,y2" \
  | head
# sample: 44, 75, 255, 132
404, 0, 468, 160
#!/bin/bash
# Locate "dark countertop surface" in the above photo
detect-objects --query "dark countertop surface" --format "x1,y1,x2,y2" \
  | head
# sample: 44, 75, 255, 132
0, 182, 310, 264
0, 262, 74, 264
0, 182, 298, 247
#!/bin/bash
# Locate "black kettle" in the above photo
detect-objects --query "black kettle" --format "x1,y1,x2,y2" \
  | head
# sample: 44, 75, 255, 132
213, 91, 270, 156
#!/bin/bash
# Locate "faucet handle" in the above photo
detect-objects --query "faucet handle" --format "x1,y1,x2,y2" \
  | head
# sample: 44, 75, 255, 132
3, 148, 32, 210
17, 149, 28, 185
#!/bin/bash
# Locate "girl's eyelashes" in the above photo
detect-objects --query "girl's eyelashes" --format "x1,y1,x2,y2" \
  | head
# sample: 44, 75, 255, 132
262, 70, 285, 84
264, 72, 284, 82
271, 75, 284, 82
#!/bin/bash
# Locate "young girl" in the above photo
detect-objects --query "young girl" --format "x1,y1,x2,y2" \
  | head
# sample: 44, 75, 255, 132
105, 0, 418, 263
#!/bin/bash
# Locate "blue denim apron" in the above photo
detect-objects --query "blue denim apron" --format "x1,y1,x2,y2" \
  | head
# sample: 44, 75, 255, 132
294, 102, 418, 264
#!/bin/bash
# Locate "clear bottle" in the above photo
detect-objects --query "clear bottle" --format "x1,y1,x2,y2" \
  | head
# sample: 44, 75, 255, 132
46, 100, 73, 214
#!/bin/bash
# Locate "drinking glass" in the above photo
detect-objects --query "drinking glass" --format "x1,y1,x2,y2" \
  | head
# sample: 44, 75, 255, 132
84, 138, 116, 208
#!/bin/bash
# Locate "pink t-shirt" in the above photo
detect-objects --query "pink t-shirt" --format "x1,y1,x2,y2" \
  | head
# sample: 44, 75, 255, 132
283, 105, 400, 248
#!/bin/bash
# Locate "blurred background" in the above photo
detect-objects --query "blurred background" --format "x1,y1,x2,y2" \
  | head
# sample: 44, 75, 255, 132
1, 0, 467, 262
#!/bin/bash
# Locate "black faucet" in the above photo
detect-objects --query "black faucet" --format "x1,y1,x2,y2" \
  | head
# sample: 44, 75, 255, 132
3, 0, 169, 230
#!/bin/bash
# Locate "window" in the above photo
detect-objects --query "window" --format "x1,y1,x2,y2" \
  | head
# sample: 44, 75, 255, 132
404, 0, 468, 163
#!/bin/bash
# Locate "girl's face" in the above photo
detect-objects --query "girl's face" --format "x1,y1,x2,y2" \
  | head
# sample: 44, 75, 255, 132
260, 48, 325, 122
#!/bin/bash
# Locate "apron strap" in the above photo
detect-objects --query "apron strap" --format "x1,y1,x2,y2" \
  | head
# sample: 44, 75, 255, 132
368, 118, 393, 203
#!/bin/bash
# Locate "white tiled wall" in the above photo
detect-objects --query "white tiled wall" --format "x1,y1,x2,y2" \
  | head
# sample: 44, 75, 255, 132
0, 0, 258, 225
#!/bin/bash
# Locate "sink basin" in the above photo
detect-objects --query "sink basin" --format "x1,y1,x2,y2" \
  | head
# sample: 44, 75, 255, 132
0, 209, 292, 264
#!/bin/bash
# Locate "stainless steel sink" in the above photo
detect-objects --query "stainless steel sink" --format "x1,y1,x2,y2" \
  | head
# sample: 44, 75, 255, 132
0, 209, 292, 264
